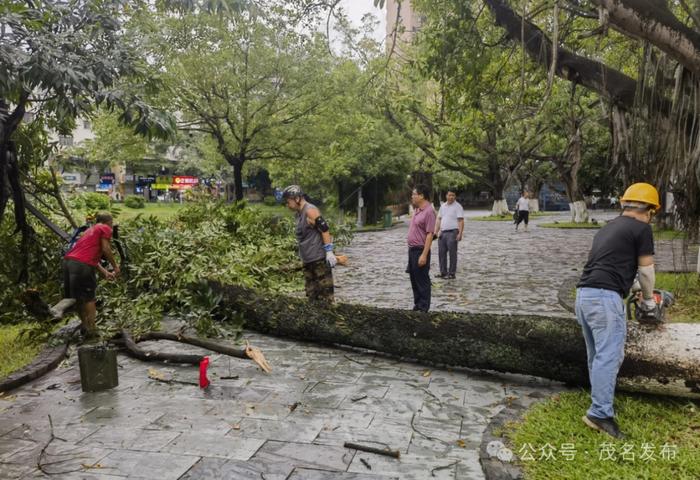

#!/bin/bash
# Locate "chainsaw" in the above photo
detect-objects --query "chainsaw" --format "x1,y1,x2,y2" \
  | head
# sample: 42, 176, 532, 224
626, 287, 674, 326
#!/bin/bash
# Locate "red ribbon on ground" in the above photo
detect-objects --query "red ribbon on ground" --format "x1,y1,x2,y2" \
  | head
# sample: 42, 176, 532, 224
199, 356, 210, 389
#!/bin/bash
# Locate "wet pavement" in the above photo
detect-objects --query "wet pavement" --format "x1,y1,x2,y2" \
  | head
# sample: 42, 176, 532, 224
334, 210, 696, 316
0, 326, 562, 479
0, 209, 695, 479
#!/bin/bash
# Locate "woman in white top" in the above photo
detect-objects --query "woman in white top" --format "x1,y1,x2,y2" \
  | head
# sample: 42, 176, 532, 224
515, 191, 530, 232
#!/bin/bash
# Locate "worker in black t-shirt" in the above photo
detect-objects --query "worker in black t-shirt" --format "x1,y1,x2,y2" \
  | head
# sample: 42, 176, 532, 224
575, 182, 659, 439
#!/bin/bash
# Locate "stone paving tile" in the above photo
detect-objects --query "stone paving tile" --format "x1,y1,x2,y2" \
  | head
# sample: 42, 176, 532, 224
77, 426, 180, 451
9, 443, 113, 476
251, 440, 354, 474
0, 462, 34, 479
161, 431, 265, 460
338, 394, 424, 419
147, 411, 235, 435
179, 457, 267, 480
306, 381, 390, 400
4, 422, 101, 445
313, 422, 414, 453
0, 438, 37, 462
76, 405, 161, 429
207, 399, 294, 421
346, 452, 462, 480
226, 416, 325, 442
289, 408, 375, 431
288, 467, 399, 479
96, 450, 200, 479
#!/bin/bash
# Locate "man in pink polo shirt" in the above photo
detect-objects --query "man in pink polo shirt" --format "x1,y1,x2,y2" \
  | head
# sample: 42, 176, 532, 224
63, 212, 120, 339
407, 184, 436, 312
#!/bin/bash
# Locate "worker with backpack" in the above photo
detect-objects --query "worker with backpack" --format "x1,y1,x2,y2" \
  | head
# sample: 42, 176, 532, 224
63, 211, 120, 340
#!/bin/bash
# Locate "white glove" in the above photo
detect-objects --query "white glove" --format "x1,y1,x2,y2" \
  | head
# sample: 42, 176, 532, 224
641, 298, 657, 311
325, 251, 337, 268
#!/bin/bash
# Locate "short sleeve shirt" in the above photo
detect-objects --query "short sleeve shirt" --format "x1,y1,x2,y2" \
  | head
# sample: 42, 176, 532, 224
408, 204, 436, 248
65, 223, 112, 267
577, 216, 654, 297
438, 202, 464, 231
516, 197, 530, 211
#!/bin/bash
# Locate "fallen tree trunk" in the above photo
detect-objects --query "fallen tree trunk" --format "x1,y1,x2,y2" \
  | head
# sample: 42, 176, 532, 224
209, 282, 700, 399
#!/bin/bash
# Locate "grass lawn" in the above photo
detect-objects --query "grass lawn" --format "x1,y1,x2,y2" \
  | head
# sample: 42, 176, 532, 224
656, 272, 700, 323
653, 229, 689, 241
504, 391, 700, 480
470, 212, 555, 221
115, 202, 186, 221
0, 323, 42, 379
538, 221, 603, 229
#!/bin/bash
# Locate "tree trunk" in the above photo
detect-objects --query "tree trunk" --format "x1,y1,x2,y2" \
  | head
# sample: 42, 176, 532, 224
528, 198, 540, 212
569, 200, 589, 223
208, 282, 700, 399
491, 199, 509, 216
233, 161, 244, 202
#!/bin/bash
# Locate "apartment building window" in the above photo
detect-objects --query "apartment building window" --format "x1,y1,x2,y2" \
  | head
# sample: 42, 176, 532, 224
58, 135, 74, 147
83, 120, 91, 129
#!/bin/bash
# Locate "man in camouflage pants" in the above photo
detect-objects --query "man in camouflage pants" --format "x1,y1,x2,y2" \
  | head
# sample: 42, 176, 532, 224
283, 185, 337, 302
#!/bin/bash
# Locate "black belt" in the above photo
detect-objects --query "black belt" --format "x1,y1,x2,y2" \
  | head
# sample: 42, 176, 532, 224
441, 229, 458, 232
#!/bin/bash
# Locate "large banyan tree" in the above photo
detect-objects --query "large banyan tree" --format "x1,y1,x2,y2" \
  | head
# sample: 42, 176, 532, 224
377, 0, 700, 237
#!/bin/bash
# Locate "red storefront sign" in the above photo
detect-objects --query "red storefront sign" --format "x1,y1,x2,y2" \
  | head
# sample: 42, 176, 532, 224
171, 176, 199, 189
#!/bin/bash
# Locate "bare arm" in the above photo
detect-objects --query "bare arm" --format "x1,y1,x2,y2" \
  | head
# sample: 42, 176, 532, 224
638, 255, 655, 300
97, 263, 114, 280
638, 255, 654, 267
418, 233, 434, 267
457, 218, 464, 240
306, 207, 332, 245
101, 237, 120, 274
434, 216, 441, 236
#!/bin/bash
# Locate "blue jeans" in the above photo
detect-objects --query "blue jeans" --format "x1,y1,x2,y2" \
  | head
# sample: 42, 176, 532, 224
575, 287, 627, 419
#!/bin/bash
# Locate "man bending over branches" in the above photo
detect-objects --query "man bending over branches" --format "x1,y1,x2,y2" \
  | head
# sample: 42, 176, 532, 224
63, 212, 120, 340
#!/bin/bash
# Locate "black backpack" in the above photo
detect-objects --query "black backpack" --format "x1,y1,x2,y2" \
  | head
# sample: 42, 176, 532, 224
61, 224, 90, 257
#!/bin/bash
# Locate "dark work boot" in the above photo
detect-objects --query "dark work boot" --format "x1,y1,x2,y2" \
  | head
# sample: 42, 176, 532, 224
583, 415, 626, 440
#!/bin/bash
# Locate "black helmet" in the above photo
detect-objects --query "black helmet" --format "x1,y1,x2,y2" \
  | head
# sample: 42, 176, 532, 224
282, 185, 304, 200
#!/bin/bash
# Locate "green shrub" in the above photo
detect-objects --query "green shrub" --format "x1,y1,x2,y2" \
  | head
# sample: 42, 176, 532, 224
263, 195, 277, 206
124, 195, 145, 209
71, 191, 111, 211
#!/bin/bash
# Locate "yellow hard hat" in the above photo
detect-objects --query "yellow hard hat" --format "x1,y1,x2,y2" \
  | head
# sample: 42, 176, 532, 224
620, 183, 660, 211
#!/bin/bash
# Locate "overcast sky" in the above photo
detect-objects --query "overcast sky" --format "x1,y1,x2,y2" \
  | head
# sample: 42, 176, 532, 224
336, 0, 386, 44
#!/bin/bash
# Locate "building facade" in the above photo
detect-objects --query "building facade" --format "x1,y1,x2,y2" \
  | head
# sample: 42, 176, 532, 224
385, 0, 422, 44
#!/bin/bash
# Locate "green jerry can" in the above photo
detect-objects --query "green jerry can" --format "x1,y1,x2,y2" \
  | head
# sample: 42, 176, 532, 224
78, 345, 119, 392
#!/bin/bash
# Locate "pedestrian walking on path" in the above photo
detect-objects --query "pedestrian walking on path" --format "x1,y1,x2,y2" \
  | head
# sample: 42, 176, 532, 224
515, 191, 530, 231
406, 184, 436, 312
283, 185, 337, 302
575, 182, 659, 439
434, 188, 464, 279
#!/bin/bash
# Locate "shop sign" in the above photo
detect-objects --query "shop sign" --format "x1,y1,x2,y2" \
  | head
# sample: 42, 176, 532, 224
173, 176, 199, 186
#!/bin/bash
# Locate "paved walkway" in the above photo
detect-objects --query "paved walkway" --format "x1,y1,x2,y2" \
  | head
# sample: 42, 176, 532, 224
334, 210, 696, 315
0, 326, 562, 479
0, 210, 694, 479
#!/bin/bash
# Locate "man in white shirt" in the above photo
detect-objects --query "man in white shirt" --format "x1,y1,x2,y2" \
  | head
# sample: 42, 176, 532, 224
515, 191, 530, 232
434, 188, 464, 279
